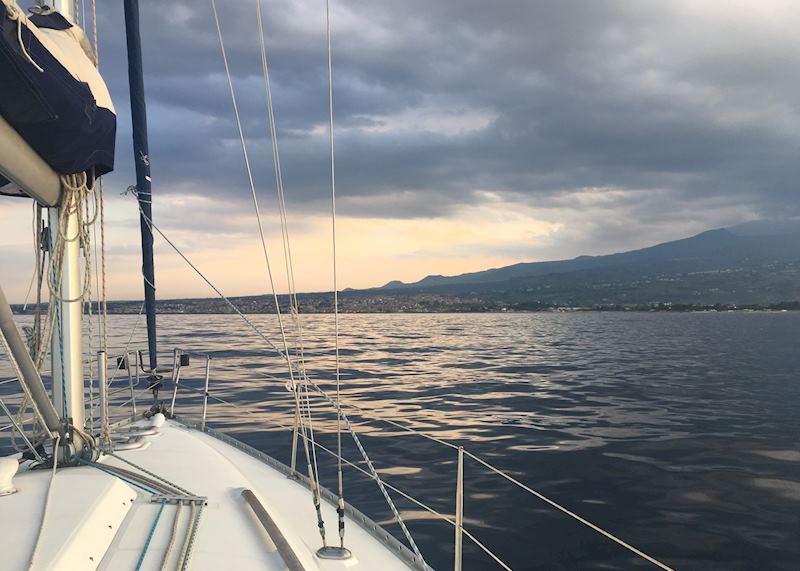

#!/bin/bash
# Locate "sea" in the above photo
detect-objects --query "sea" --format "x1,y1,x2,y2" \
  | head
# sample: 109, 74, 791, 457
3, 311, 799, 570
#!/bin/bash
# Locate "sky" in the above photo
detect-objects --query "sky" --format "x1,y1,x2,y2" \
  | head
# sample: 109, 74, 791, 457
2, 0, 800, 303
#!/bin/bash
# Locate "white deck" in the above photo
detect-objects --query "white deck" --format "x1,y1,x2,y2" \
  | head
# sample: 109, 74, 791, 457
1, 418, 422, 571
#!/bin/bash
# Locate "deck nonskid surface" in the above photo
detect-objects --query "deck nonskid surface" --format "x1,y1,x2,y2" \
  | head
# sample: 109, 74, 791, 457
103, 419, 414, 570
1, 418, 417, 570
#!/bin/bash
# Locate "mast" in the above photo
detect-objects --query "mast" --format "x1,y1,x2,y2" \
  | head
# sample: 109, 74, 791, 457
123, 0, 158, 372
51, 0, 85, 431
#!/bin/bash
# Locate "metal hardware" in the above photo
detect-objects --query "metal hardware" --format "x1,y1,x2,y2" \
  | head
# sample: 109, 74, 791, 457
176, 417, 428, 571
0, 285, 60, 434
168, 349, 212, 421
150, 493, 206, 505
169, 349, 181, 415
316, 546, 352, 560
126, 351, 138, 419
454, 446, 464, 571
242, 488, 307, 571
288, 408, 300, 479
201, 357, 211, 430
0, 398, 45, 463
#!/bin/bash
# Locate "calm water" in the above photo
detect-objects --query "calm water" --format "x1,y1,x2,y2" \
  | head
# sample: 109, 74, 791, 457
4, 312, 800, 570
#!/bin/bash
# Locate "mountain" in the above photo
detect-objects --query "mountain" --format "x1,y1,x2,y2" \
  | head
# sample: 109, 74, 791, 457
15, 221, 797, 315
371, 221, 800, 306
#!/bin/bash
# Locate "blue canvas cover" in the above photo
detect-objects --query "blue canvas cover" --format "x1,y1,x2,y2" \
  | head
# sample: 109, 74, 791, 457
0, 3, 115, 192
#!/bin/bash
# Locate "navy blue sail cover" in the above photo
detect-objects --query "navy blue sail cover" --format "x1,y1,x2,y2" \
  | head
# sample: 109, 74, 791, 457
0, 4, 115, 189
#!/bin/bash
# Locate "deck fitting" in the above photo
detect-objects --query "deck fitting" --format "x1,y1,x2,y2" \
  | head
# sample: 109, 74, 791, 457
316, 546, 352, 560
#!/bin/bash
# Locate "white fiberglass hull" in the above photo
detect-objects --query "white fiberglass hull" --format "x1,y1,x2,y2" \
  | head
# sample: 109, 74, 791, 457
1, 416, 425, 571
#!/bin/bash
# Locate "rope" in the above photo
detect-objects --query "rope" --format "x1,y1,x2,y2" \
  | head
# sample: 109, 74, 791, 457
28, 435, 60, 571
159, 504, 182, 571
122, 186, 671, 568
126, 201, 425, 561
176, 502, 204, 571
175, 502, 196, 571
324, 0, 346, 547
47, 174, 94, 304
211, 0, 290, 362
77, 459, 159, 494
214, 2, 331, 547
300, 369, 427, 564
112, 205, 676, 571
255, 0, 302, 334
254, 0, 309, 457
254, 4, 317, 509
130, 174, 331, 548
180, 504, 203, 571
5, 4, 44, 72
129, 197, 282, 357
49, 207, 67, 420
135, 499, 166, 571
83, 183, 96, 433
0, 330, 51, 450
108, 452, 194, 496
43, 174, 99, 428
90, 0, 98, 66
214, 0, 310, 496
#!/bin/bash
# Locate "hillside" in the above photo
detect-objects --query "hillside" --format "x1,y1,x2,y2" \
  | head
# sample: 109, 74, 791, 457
369, 221, 800, 306
12, 222, 799, 314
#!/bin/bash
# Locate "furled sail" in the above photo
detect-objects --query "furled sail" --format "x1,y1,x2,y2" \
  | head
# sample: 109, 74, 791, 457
0, 1, 115, 201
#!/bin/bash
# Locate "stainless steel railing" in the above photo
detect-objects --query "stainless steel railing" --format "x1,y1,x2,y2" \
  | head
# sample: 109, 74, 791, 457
162, 349, 676, 571
1, 344, 677, 571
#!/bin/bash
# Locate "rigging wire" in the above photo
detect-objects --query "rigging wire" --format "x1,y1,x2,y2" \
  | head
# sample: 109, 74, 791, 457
254, 3, 326, 546
210, 0, 289, 357
88, 0, 108, 358
21, 205, 38, 310
464, 451, 676, 571
130, 202, 675, 570
206, 0, 330, 547
254, 0, 317, 498
256, 0, 298, 316
130, 201, 426, 563
324, 0, 346, 548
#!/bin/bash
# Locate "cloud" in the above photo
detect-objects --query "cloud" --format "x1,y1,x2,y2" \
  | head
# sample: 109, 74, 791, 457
102, 1, 799, 214
3, 0, 800, 300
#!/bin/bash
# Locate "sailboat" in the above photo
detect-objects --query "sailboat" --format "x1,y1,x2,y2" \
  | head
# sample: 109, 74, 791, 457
0, 0, 428, 569
0, 1, 680, 570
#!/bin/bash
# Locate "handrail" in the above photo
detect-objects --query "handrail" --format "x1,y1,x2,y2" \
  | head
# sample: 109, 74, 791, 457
167, 349, 212, 426
5, 337, 677, 571
241, 489, 307, 571
173, 393, 513, 569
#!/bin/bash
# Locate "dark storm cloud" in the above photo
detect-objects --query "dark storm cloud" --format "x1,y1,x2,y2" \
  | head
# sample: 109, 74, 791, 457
89, 0, 800, 235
